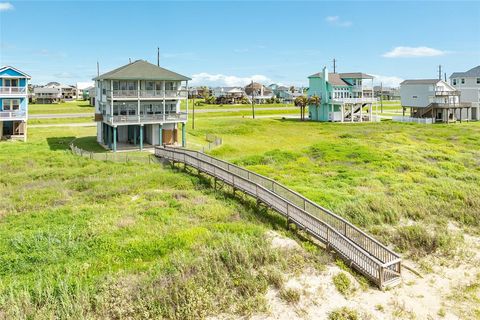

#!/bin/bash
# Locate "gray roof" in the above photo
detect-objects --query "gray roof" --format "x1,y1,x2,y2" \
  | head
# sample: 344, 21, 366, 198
93, 60, 191, 81
400, 79, 442, 85
338, 72, 374, 79
328, 73, 350, 86
450, 65, 480, 79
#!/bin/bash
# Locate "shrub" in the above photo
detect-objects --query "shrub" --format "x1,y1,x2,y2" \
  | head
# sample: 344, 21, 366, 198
279, 288, 300, 304
333, 272, 352, 296
329, 307, 360, 320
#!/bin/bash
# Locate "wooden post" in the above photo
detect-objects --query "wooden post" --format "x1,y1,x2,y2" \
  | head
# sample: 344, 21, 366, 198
139, 125, 143, 150
113, 126, 117, 152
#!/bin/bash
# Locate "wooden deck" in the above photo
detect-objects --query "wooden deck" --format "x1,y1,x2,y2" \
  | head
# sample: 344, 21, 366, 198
155, 146, 402, 289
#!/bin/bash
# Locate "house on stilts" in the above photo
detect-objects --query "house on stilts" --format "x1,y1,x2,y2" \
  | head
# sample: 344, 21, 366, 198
93, 60, 190, 151
307, 67, 378, 122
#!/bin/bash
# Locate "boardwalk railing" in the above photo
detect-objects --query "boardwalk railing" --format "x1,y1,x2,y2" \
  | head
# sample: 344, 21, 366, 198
155, 146, 402, 289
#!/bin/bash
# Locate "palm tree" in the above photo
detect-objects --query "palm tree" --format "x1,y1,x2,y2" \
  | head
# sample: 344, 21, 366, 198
307, 95, 321, 122
294, 96, 308, 121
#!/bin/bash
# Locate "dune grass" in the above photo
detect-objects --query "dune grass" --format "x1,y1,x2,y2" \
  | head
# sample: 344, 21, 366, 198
189, 117, 480, 257
0, 125, 328, 319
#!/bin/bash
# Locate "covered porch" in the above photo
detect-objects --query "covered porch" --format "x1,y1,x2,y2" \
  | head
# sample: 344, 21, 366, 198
99, 122, 186, 152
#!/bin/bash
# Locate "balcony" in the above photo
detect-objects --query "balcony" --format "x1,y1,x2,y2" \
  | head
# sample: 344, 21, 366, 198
106, 112, 187, 124
0, 110, 27, 120
107, 90, 188, 99
0, 87, 27, 95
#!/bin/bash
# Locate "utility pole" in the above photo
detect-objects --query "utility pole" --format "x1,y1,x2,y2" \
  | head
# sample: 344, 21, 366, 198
192, 91, 195, 130
157, 47, 160, 66
444, 72, 447, 82
96, 61, 99, 77
380, 82, 384, 113
438, 65, 442, 80
333, 58, 337, 73
251, 80, 255, 119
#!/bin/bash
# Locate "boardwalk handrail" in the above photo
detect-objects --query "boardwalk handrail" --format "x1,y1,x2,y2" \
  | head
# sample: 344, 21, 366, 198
155, 146, 401, 288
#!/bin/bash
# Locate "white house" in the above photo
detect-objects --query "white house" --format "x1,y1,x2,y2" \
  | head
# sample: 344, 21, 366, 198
93, 59, 190, 151
450, 65, 480, 120
211, 87, 247, 104
399, 79, 471, 123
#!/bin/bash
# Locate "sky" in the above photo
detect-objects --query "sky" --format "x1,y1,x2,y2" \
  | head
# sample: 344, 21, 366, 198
1, 1, 479, 88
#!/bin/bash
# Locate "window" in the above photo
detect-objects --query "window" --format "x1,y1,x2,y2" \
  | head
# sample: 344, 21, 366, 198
412, 96, 418, 99
477, 78, 480, 84
461, 78, 465, 84
453, 79, 457, 85
2, 99, 19, 111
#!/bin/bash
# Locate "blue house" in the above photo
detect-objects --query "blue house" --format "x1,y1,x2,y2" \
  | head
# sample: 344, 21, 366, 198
0, 66, 30, 141
308, 67, 378, 122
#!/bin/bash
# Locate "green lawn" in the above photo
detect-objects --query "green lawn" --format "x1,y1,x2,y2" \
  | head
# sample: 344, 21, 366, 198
29, 117, 95, 125
29, 100, 94, 114
182, 99, 294, 110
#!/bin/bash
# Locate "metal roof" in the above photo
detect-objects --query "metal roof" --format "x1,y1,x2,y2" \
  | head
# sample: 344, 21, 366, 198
93, 60, 191, 81
450, 65, 480, 78
400, 79, 442, 85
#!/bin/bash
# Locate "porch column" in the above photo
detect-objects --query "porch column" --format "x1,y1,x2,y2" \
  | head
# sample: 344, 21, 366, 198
137, 80, 141, 122
369, 104, 372, 121
139, 124, 143, 151
182, 123, 186, 147
113, 126, 117, 152
359, 104, 363, 122
341, 103, 344, 122
351, 105, 353, 123
158, 124, 163, 146
163, 81, 166, 122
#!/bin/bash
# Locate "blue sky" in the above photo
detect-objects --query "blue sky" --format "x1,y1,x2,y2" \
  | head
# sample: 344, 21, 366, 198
1, 1, 479, 87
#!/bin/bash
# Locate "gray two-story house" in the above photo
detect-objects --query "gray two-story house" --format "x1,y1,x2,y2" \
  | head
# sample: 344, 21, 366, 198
93, 60, 190, 151
450, 65, 480, 120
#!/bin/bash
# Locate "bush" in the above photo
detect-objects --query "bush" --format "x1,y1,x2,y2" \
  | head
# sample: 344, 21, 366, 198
333, 272, 352, 296
391, 224, 461, 258
328, 307, 360, 320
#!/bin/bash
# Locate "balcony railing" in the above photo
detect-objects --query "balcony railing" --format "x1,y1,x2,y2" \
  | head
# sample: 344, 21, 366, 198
107, 112, 187, 124
0, 87, 27, 94
332, 97, 377, 104
107, 90, 188, 99
435, 90, 460, 96
0, 110, 26, 119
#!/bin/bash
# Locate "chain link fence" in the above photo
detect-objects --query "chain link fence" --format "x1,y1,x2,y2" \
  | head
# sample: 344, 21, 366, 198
201, 134, 223, 152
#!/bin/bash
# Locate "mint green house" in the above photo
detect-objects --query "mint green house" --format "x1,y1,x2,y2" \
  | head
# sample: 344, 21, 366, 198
307, 67, 378, 122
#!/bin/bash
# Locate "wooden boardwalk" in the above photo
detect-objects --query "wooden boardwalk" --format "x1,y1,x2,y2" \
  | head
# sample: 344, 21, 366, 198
155, 146, 402, 289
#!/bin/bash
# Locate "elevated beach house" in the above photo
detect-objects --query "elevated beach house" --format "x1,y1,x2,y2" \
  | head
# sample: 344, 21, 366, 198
307, 67, 377, 122
399, 79, 471, 123
93, 60, 190, 151
0, 66, 30, 141
450, 65, 480, 121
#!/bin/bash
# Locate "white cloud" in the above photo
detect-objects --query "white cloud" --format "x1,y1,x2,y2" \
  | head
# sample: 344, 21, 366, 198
372, 74, 404, 88
0, 2, 13, 11
383, 46, 446, 58
190, 72, 272, 87
325, 16, 352, 27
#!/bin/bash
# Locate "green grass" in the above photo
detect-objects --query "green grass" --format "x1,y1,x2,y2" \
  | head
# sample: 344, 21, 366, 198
182, 99, 294, 110
29, 117, 94, 125
188, 117, 480, 257
29, 100, 94, 115
0, 125, 328, 318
